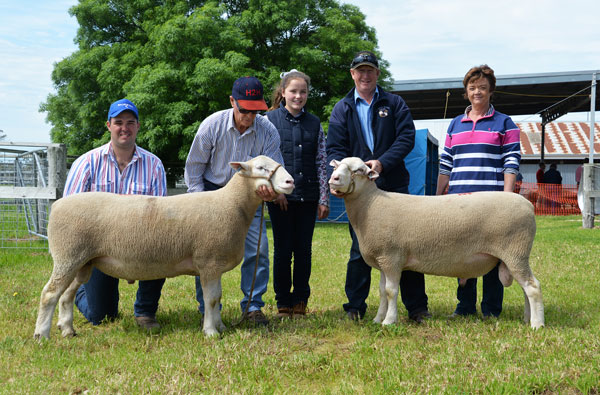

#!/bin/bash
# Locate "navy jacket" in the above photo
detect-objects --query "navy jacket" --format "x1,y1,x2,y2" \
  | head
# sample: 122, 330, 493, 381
266, 105, 321, 202
326, 86, 415, 192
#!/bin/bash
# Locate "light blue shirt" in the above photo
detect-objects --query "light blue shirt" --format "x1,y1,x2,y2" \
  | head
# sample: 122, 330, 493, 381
354, 87, 379, 152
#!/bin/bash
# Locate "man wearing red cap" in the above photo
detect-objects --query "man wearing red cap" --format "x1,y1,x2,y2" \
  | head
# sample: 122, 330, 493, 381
185, 76, 283, 325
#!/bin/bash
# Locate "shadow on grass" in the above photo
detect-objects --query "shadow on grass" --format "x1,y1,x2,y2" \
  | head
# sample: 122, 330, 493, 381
78, 299, 586, 340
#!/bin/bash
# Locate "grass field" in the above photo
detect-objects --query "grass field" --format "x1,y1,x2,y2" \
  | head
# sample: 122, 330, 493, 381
1, 215, 599, 394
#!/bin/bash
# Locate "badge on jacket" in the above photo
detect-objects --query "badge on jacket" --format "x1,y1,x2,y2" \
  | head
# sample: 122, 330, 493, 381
378, 106, 389, 118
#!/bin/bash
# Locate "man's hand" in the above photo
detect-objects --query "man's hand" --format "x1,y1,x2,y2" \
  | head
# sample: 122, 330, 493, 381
256, 184, 279, 201
364, 159, 383, 174
272, 194, 288, 211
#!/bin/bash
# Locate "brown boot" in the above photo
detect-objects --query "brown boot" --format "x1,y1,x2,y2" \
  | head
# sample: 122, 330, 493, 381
292, 302, 307, 318
276, 307, 292, 319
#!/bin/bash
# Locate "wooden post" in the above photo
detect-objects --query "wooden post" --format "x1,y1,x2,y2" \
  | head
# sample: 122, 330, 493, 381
47, 144, 67, 206
582, 164, 595, 228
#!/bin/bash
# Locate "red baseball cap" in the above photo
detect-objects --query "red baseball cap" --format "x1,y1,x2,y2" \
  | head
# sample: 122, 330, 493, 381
231, 76, 268, 111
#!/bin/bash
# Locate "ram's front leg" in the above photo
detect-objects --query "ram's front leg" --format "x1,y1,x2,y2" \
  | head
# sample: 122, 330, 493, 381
381, 269, 400, 326
201, 276, 225, 337
373, 271, 388, 323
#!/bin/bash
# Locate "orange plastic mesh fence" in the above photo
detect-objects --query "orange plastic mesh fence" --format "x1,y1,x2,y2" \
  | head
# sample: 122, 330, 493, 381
516, 182, 580, 216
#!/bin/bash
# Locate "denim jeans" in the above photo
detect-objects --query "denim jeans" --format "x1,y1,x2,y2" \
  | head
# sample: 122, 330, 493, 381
343, 225, 428, 318
267, 200, 318, 308
195, 205, 269, 313
454, 263, 504, 317
75, 267, 165, 325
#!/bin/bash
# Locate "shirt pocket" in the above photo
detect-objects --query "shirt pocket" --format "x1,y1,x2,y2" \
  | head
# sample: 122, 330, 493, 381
130, 183, 150, 195
92, 181, 115, 193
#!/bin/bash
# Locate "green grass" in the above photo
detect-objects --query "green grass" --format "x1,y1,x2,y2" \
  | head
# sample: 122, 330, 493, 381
1, 216, 599, 394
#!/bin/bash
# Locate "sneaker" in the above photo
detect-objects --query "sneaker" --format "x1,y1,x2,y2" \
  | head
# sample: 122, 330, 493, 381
276, 307, 292, 319
409, 310, 432, 324
245, 310, 269, 325
292, 302, 307, 318
135, 316, 160, 330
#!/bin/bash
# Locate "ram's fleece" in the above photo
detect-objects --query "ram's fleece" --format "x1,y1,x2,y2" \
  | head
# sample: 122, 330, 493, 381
34, 156, 294, 339
329, 157, 544, 329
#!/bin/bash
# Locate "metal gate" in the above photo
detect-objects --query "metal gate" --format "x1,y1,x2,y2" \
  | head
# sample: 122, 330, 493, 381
0, 143, 66, 249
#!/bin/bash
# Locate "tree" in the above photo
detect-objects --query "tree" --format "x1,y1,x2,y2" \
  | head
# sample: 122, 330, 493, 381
40, 0, 389, 183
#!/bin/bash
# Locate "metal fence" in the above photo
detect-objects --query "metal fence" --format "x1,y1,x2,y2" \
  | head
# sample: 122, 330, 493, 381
0, 143, 66, 249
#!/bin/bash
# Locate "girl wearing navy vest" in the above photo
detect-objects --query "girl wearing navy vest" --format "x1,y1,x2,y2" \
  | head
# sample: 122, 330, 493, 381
266, 70, 329, 318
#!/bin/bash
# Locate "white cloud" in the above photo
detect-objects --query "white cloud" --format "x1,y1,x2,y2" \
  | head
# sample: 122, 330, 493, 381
345, 0, 600, 79
0, 1, 78, 142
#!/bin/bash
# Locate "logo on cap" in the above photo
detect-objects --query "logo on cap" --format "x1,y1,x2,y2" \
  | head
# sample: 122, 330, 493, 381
232, 77, 268, 111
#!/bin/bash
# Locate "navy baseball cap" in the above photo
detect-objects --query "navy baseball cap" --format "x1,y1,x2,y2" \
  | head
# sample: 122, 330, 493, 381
231, 76, 268, 111
107, 99, 139, 121
350, 51, 379, 70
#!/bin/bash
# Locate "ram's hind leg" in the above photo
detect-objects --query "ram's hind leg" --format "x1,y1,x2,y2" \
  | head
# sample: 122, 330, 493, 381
509, 260, 544, 329
57, 265, 92, 337
34, 263, 80, 340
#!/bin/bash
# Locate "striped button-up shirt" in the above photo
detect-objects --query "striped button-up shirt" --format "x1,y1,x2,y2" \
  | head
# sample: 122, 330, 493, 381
63, 142, 167, 197
184, 109, 283, 192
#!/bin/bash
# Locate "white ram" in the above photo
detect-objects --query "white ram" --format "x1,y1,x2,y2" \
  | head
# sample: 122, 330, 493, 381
329, 157, 544, 329
34, 155, 294, 339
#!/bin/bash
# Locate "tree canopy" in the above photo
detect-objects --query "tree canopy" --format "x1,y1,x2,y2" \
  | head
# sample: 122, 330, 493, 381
41, 0, 389, 180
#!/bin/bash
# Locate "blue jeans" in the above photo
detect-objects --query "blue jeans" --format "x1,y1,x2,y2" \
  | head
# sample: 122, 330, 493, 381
454, 263, 504, 317
195, 205, 269, 313
267, 200, 318, 308
75, 268, 165, 325
343, 225, 428, 318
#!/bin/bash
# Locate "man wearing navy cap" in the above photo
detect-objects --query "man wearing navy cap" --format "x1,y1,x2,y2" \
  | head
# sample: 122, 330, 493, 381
327, 51, 431, 323
185, 77, 283, 325
64, 98, 167, 330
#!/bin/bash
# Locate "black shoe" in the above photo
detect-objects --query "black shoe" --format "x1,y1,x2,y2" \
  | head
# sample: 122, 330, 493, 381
409, 310, 432, 324
345, 310, 360, 321
447, 312, 475, 320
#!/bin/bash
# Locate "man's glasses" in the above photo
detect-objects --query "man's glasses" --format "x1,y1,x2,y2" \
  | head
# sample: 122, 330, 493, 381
235, 100, 260, 114
351, 53, 379, 69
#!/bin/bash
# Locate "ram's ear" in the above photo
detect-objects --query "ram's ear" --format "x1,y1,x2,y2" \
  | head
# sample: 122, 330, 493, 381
230, 161, 250, 174
329, 159, 342, 169
367, 168, 379, 181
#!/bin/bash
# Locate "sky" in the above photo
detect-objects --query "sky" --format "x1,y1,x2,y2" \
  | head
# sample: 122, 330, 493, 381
0, 0, 598, 143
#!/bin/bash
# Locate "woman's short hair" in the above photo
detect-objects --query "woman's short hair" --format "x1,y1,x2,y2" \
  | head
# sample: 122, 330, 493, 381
463, 65, 496, 99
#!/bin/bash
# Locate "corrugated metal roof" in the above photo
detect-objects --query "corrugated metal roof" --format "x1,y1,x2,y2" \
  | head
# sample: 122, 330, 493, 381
416, 121, 600, 159
392, 70, 600, 120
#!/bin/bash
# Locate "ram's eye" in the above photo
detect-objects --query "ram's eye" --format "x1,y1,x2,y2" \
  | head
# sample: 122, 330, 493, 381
256, 165, 264, 171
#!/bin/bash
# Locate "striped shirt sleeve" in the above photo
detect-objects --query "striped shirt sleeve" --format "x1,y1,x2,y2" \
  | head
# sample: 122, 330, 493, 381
502, 118, 521, 174
63, 154, 92, 196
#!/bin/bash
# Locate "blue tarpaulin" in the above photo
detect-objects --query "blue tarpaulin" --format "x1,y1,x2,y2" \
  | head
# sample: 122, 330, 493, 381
321, 129, 438, 223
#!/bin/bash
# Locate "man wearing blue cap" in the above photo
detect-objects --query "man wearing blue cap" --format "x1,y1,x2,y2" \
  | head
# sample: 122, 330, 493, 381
185, 76, 283, 325
63, 98, 167, 330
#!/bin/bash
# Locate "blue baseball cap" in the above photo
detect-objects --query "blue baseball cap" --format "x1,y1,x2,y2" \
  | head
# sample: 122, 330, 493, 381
231, 76, 268, 111
107, 99, 139, 121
